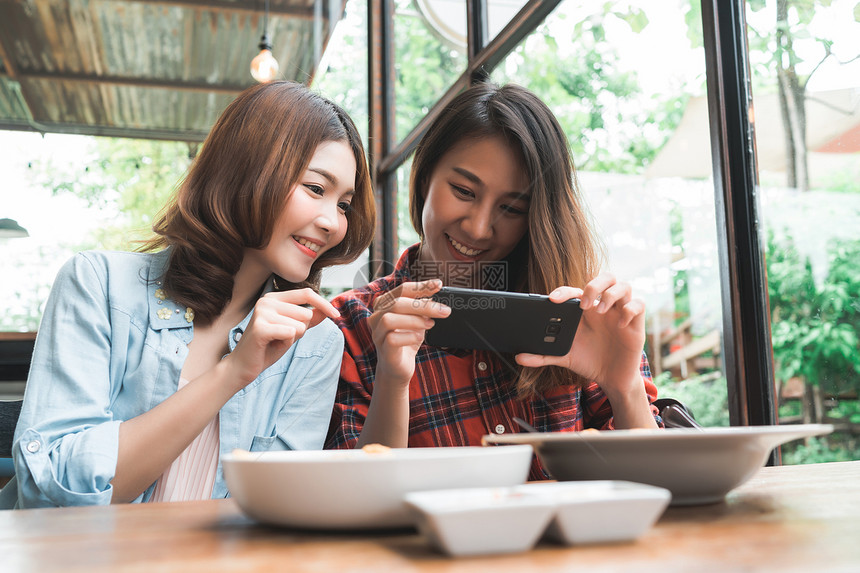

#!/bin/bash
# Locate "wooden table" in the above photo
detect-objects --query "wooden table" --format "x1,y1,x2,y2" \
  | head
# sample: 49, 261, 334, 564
2, 461, 858, 572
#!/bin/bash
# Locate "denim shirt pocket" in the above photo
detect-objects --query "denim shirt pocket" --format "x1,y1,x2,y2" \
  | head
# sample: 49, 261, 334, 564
249, 433, 281, 452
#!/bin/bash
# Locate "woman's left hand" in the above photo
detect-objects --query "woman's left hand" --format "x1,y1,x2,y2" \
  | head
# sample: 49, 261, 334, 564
515, 273, 646, 396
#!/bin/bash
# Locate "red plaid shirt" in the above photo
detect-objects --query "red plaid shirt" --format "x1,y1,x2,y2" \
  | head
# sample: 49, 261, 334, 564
326, 244, 660, 480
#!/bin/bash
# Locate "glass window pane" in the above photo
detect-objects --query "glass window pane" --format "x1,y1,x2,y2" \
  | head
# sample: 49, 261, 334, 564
1, 133, 192, 335
747, 0, 860, 462
396, 0, 467, 141
314, 0, 370, 295
413, 0, 531, 49
490, 0, 730, 426
396, 158, 419, 256
486, 0, 531, 42
314, 0, 369, 147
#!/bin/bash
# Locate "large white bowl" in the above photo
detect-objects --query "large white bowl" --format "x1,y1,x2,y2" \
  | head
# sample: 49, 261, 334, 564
222, 445, 534, 529
483, 424, 833, 505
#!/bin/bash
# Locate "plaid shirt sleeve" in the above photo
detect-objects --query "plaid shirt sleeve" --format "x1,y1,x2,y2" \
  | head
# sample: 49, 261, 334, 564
581, 352, 660, 430
325, 292, 377, 450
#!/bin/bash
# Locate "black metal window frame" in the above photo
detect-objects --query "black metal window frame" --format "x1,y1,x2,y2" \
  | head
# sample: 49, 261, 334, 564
0, 0, 778, 438
364, 0, 777, 434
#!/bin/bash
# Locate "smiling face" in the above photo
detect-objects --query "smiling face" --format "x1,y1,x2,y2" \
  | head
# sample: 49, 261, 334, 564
245, 139, 356, 284
418, 135, 530, 282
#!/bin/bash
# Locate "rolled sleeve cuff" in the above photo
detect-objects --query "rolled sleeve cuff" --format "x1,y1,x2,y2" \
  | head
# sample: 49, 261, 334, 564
14, 422, 121, 508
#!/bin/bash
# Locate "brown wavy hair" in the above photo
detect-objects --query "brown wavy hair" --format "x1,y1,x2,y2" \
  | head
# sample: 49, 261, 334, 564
141, 81, 375, 324
409, 82, 603, 396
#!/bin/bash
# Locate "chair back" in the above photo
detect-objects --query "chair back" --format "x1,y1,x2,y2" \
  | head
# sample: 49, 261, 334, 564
0, 399, 23, 459
653, 397, 701, 429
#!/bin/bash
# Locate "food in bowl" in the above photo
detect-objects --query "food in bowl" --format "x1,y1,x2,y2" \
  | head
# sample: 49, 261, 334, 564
361, 443, 393, 455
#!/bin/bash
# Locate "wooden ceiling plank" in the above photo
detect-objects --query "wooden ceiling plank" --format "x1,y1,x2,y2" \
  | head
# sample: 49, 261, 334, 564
226, 12, 245, 80
211, 11, 230, 82
57, 1, 85, 72
70, 0, 102, 76
79, 3, 114, 128
120, 0, 319, 20
0, 27, 20, 80
86, 0, 106, 75
183, 13, 193, 81
34, 0, 67, 72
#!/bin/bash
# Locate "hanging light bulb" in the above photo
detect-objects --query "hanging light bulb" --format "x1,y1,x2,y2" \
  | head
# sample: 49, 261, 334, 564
250, 0, 279, 83
250, 34, 279, 83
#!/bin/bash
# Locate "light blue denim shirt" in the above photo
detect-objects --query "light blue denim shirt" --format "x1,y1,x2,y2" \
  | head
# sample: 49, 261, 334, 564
0, 249, 342, 509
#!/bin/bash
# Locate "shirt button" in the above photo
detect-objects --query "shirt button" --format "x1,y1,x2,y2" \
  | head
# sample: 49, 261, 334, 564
233, 331, 242, 342
26, 440, 41, 453
494, 424, 505, 434
477, 362, 488, 371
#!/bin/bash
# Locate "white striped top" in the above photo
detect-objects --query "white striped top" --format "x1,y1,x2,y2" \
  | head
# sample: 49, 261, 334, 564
149, 378, 220, 502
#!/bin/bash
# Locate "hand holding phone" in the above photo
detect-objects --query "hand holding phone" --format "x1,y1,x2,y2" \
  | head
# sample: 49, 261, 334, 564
426, 286, 582, 356
369, 280, 450, 384
515, 277, 649, 400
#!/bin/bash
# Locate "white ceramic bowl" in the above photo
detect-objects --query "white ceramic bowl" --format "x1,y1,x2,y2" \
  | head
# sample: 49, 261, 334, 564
222, 445, 534, 529
404, 487, 558, 557
404, 480, 670, 556
512, 481, 671, 545
483, 424, 833, 505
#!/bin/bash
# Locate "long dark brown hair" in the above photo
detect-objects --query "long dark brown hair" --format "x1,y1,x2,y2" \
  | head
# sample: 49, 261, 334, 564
409, 82, 603, 396
141, 81, 375, 323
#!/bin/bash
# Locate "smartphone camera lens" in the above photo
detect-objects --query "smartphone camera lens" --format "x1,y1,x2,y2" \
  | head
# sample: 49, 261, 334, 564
546, 324, 561, 335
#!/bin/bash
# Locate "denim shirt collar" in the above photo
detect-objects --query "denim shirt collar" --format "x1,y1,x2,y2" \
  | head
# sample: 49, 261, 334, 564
145, 249, 274, 346
145, 249, 195, 331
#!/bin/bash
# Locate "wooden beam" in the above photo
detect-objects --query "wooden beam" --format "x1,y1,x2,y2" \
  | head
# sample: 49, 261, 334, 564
4, 69, 251, 94
0, 0, 329, 19
0, 118, 211, 142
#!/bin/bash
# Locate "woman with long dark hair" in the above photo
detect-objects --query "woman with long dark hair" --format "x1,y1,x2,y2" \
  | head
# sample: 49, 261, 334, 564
327, 82, 659, 479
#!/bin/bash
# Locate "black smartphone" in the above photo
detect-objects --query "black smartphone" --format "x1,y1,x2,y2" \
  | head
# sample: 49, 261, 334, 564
426, 286, 582, 356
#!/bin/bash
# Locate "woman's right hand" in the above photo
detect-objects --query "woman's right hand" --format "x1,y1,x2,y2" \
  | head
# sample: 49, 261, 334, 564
368, 279, 450, 385
224, 288, 340, 390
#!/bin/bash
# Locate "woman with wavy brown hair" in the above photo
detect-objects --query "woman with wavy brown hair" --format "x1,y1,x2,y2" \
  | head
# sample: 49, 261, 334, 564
1, 81, 375, 509
327, 82, 659, 480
